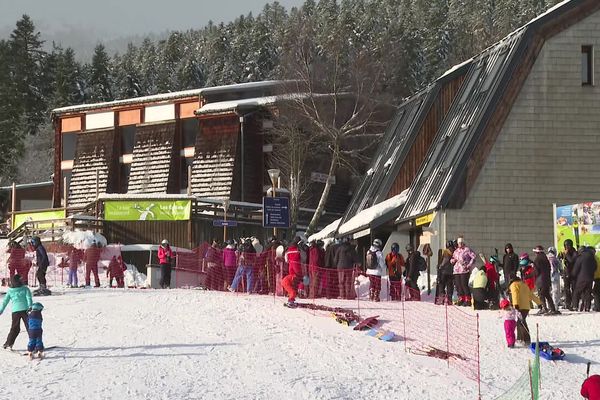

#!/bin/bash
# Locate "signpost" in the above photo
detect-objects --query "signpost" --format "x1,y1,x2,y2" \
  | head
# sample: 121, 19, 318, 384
263, 197, 290, 229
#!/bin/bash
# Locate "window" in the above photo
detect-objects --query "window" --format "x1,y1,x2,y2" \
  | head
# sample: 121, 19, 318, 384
182, 119, 198, 148
62, 133, 77, 161
121, 125, 136, 154
582, 45, 594, 86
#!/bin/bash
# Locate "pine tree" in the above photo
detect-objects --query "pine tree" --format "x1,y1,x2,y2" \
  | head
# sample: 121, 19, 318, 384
88, 43, 114, 102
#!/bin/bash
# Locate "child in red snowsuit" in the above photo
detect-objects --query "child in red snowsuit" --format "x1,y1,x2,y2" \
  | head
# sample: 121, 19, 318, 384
106, 256, 125, 288
282, 238, 303, 305
581, 375, 600, 399
499, 298, 518, 348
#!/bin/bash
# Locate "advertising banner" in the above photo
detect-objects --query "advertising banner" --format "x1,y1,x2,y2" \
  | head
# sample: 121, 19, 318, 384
104, 200, 191, 221
13, 209, 66, 230
554, 202, 600, 250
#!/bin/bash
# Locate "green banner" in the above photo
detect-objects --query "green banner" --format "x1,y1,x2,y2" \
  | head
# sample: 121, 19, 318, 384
13, 209, 66, 230
104, 200, 191, 221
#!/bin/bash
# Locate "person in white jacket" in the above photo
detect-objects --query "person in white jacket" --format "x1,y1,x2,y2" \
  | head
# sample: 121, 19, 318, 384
366, 239, 386, 302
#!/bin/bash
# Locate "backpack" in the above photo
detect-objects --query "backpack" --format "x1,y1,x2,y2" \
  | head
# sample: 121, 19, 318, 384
366, 250, 377, 270
416, 254, 427, 272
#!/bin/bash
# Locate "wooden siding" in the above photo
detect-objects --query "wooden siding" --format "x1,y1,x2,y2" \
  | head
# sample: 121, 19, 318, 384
118, 109, 141, 126
68, 129, 117, 207
387, 75, 464, 199
103, 221, 190, 249
191, 117, 239, 199
179, 101, 200, 118
127, 122, 177, 194
61, 116, 82, 132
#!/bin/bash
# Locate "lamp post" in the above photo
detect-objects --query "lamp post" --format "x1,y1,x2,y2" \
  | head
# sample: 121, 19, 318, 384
222, 198, 230, 243
267, 169, 280, 238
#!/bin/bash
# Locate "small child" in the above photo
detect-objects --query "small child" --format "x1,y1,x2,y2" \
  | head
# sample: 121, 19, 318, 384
27, 302, 44, 359
500, 298, 518, 348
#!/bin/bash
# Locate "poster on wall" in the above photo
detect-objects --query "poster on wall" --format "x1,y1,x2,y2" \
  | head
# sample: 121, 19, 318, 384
554, 202, 600, 250
104, 200, 191, 221
13, 209, 66, 230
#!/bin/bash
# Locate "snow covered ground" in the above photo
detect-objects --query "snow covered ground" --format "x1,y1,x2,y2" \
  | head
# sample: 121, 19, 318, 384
0, 289, 598, 399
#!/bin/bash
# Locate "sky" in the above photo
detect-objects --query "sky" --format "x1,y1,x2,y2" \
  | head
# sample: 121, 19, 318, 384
0, 0, 305, 58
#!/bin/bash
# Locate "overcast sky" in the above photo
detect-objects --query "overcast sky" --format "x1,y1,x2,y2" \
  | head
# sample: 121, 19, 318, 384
0, 0, 305, 57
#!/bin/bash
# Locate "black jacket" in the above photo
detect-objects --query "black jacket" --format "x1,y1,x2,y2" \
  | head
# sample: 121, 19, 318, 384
571, 248, 596, 285
333, 242, 359, 269
503, 252, 519, 283
405, 251, 424, 282
36, 245, 49, 269
533, 253, 551, 289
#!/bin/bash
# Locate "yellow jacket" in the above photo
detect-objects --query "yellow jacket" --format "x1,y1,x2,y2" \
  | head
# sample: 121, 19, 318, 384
509, 280, 541, 311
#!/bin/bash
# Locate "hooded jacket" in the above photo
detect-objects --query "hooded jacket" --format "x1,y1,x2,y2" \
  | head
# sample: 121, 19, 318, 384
157, 245, 173, 265
509, 279, 541, 310
334, 242, 359, 270
451, 245, 476, 274
533, 252, 551, 289
0, 282, 32, 314
572, 248, 596, 285
285, 244, 302, 277
222, 245, 237, 267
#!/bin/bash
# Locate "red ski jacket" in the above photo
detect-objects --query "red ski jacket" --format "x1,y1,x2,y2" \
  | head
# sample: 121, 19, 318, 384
581, 375, 600, 399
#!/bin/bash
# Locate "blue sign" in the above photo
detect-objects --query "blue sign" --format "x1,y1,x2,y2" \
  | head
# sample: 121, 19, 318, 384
213, 219, 238, 227
263, 197, 290, 228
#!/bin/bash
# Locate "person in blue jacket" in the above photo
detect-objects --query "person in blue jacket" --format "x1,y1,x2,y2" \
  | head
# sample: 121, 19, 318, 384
27, 302, 44, 359
0, 274, 33, 350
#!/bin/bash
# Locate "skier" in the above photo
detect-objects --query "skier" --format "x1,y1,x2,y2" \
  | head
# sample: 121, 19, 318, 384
547, 246, 563, 309
204, 239, 222, 291
365, 239, 385, 302
559, 238, 578, 309
485, 257, 500, 309
229, 239, 256, 294
404, 244, 425, 301
0, 274, 32, 350
222, 240, 238, 290
386, 243, 405, 301
571, 246, 596, 312
27, 302, 44, 359
435, 241, 455, 304
532, 245, 559, 315
84, 241, 102, 288
518, 253, 535, 291
7, 241, 26, 282
509, 274, 541, 345
66, 246, 83, 288
451, 237, 476, 306
281, 237, 303, 306
581, 374, 600, 399
107, 255, 125, 288
333, 237, 360, 299
502, 243, 519, 291
471, 266, 488, 310
308, 240, 324, 298
499, 298, 518, 348
30, 237, 50, 295
157, 239, 174, 289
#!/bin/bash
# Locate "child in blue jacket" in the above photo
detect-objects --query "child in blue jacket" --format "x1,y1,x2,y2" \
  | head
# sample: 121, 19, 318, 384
27, 302, 44, 359
0, 274, 32, 350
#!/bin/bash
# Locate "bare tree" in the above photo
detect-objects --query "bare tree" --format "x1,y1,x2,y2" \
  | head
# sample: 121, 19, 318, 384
279, 7, 389, 236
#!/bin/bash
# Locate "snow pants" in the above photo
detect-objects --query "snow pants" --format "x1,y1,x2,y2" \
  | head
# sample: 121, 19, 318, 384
472, 288, 487, 310
4, 311, 28, 347
281, 274, 300, 302
206, 263, 222, 291
572, 281, 593, 311
337, 269, 354, 300
436, 273, 454, 304
454, 273, 471, 304
551, 279, 561, 309
405, 278, 421, 301
389, 279, 403, 301
504, 319, 517, 347
36, 266, 48, 288
109, 274, 124, 288
86, 264, 100, 287
231, 266, 253, 293
27, 329, 44, 352
309, 267, 320, 298
593, 279, 600, 312
537, 285, 556, 312
160, 263, 172, 289
563, 275, 574, 309
368, 275, 381, 301
516, 310, 530, 344
68, 268, 78, 287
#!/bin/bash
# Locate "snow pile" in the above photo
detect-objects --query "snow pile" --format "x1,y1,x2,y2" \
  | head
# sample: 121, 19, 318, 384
62, 231, 107, 249
124, 263, 147, 288
308, 218, 341, 242
338, 190, 409, 235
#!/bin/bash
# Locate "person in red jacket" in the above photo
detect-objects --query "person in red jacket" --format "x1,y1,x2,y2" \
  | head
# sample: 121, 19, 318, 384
7, 241, 27, 283
519, 253, 535, 291
158, 239, 174, 289
308, 240, 324, 298
282, 237, 304, 306
581, 375, 600, 399
485, 257, 500, 309
84, 242, 102, 288
107, 255, 125, 288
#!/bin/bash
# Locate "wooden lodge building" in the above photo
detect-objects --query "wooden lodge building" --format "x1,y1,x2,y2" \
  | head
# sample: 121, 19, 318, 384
315, 0, 600, 261
0, 81, 359, 247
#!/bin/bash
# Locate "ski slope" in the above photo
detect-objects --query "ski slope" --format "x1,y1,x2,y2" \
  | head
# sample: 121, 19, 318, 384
0, 289, 597, 399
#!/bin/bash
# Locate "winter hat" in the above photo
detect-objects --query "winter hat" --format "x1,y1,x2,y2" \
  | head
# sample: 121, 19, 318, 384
405, 244, 414, 252
31, 302, 44, 311
10, 274, 22, 288
547, 246, 557, 255
532, 245, 544, 253
499, 299, 510, 309
519, 252, 529, 260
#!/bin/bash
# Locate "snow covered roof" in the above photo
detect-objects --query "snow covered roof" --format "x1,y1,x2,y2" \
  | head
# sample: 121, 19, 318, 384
195, 93, 312, 115
196, 80, 287, 97
308, 218, 342, 243
0, 181, 53, 191
51, 89, 204, 116
338, 190, 408, 236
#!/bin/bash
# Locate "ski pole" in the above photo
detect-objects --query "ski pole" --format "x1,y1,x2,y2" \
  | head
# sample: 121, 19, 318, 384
587, 361, 591, 378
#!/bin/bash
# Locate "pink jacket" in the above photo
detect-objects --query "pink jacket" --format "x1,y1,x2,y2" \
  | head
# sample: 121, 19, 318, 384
222, 246, 237, 267
158, 245, 173, 265
451, 245, 476, 274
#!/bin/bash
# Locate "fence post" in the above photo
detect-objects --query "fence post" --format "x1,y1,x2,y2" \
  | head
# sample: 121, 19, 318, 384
445, 303, 450, 368
477, 313, 482, 400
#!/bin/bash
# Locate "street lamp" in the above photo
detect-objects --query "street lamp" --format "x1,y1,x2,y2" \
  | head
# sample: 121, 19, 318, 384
267, 169, 280, 238
222, 198, 230, 243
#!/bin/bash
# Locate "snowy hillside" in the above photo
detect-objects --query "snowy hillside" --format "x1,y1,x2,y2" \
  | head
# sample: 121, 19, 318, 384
0, 289, 597, 399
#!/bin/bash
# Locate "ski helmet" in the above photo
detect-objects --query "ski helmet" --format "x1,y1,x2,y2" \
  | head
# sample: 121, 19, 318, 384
405, 244, 414, 252
161, 239, 169, 246
391, 243, 400, 253
31, 302, 44, 311
519, 258, 529, 267
499, 299, 510, 309
489, 255, 499, 264
446, 240, 455, 249
547, 246, 557, 255
372, 238, 383, 249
